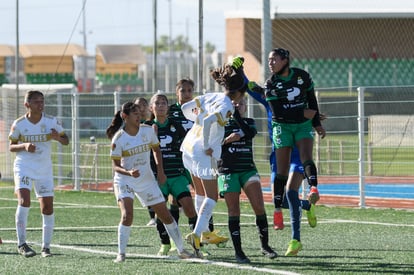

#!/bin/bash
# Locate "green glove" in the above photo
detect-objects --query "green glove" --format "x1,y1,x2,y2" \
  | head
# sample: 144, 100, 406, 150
231, 56, 244, 69
247, 81, 263, 93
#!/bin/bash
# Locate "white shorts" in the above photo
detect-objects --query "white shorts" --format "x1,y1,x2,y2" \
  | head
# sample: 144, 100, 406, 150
182, 153, 219, 180
113, 182, 165, 207
14, 172, 54, 198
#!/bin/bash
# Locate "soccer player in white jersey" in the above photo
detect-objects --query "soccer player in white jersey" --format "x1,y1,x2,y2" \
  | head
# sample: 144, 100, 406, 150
181, 62, 247, 257
106, 101, 195, 262
9, 90, 69, 258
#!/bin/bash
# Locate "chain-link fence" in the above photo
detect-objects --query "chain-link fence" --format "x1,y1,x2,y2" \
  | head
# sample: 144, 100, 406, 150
1, 2, 414, 205
1, 85, 413, 204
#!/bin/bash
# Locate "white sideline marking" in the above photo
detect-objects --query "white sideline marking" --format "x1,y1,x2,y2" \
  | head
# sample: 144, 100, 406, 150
0, 239, 301, 275
1, 196, 414, 229
321, 219, 414, 227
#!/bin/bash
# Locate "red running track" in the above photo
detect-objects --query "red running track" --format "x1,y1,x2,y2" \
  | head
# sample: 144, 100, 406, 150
56, 176, 414, 210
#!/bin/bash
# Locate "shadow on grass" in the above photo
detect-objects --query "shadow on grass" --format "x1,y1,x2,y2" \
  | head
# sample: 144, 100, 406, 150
58, 243, 150, 248
55, 229, 115, 233
0, 251, 18, 256
320, 247, 414, 253
301, 261, 414, 274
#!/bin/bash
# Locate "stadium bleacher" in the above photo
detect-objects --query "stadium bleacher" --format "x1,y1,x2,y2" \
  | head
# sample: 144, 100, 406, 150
290, 58, 414, 88
25, 73, 77, 84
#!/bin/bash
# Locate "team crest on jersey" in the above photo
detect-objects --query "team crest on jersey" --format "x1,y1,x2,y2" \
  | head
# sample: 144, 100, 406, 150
142, 134, 148, 143
172, 111, 180, 117
41, 124, 47, 133
297, 77, 304, 85
170, 125, 176, 132
276, 82, 283, 89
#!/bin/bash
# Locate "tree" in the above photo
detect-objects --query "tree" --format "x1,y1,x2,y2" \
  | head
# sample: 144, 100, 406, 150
204, 41, 216, 54
174, 35, 194, 53
140, 35, 215, 54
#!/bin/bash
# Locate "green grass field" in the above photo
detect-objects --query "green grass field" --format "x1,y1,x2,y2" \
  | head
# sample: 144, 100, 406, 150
1, 132, 413, 188
1, 186, 413, 275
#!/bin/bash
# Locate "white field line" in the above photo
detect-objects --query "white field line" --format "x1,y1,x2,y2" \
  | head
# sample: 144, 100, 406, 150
0, 240, 302, 275
1, 196, 413, 274
1, 197, 413, 228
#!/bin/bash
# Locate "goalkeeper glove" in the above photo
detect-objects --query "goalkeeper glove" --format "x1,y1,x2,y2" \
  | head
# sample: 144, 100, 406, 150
247, 81, 263, 93
231, 56, 244, 69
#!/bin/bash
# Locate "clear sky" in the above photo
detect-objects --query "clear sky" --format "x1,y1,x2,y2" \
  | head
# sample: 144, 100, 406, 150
0, 0, 413, 54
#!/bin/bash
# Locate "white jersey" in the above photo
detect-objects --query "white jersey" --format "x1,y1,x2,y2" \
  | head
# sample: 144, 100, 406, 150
110, 124, 160, 191
8, 113, 65, 176
181, 92, 234, 160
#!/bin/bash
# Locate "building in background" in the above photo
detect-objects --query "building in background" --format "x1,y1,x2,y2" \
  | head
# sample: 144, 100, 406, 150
0, 45, 15, 85
95, 44, 146, 93
225, 13, 414, 86
19, 44, 86, 89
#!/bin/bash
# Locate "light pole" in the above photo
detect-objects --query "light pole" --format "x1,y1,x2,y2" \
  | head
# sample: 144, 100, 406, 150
82, 0, 87, 92
15, 0, 20, 117
261, 0, 271, 83
153, 0, 158, 92
197, 0, 203, 94
168, 0, 173, 92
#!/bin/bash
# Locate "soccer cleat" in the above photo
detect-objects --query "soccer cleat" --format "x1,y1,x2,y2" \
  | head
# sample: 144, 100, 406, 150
18, 243, 36, 257
306, 204, 317, 228
200, 244, 211, 257
186, 232, 203, 258
261, 246, 278, 259
285, 239, 303, 256
178, 249, 195, 259
41, 247, 52, 258
113, 253, 126, 263
157, 244, 171, 256
235, 251, 251, 264
273, 210, 284, 230
169, 238, 177, 252
308, 186, 320, 204
201, 230, 229, 246
146, 218, 157, 226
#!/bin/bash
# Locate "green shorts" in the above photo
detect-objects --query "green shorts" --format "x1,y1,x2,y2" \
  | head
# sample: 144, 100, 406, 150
272, 120, 314, 148
159, 174, 191, 199
183, 168, 193, 186
218, 170, 260, 196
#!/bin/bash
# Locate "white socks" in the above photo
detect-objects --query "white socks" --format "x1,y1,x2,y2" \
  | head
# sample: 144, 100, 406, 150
194, 194, 205, 214
194, 197, 216, 236
16, 205, 30, 246
194, 195, 210, 232
118, 224, 131, 255
164, 220, 184, 253
16, 206, 55, 248
42, 213, 55, 249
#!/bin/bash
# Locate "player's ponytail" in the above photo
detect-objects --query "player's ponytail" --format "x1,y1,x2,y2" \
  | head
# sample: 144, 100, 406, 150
106, 110, 123, 139
106, 102, 138, 139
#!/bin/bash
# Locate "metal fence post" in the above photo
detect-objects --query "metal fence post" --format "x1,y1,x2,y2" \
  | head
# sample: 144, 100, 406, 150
357, 86, 366, 208
114, 91, 120, 113
57, 92, 63, 185
72, 90, 80, 190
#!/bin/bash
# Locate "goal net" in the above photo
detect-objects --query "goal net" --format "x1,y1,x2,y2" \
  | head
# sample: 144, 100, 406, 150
369, 115, 414, 147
